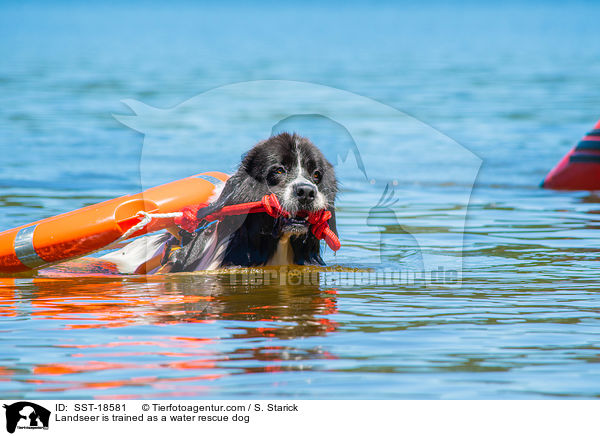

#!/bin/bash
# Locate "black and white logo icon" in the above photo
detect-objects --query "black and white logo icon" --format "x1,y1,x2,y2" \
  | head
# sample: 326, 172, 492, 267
3, 402, 50, 434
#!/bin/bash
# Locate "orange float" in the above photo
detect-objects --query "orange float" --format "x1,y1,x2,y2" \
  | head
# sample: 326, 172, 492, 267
0, 172, 228, 274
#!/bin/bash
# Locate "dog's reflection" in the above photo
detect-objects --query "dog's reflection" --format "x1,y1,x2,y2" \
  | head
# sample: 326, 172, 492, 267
160, 268, 339, 339
0, 269, 339, 393
2, 267, 338, 339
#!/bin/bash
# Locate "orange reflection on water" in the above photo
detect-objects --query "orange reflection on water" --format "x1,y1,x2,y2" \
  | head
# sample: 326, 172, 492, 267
0, 279, 17, 317
35, 361, 131, 375
1, 267, 339, 398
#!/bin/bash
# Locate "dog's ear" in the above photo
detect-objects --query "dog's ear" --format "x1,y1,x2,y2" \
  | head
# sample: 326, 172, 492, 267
194, 179, 238, 220
195, 194, 230, 221
327, 206, 338, 238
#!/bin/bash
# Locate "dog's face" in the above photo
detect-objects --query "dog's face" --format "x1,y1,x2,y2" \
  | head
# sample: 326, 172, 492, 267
167, 132, 338, 271
241, 133, 337, 234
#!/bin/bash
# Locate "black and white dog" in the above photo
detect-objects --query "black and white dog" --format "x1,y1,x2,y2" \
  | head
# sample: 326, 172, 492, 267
103, 133, 338, 273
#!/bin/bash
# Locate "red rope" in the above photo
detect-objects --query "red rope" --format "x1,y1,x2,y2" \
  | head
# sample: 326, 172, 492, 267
174, 193, 340, 251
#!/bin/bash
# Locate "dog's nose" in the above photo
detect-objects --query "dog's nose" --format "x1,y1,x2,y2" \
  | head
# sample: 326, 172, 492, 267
294, 182, 316, 203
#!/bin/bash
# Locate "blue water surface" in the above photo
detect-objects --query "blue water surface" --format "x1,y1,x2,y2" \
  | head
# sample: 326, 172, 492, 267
0, 1, 599, 399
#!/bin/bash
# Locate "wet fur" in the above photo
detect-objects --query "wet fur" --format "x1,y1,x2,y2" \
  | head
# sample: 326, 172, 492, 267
167, 133, 338, 271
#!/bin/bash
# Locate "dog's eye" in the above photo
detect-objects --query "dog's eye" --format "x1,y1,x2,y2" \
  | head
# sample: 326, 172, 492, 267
267, 166, 286, 185
312, 170, 322, 183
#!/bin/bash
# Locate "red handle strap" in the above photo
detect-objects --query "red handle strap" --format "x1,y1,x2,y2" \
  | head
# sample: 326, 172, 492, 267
259, 193, 290, 219
174, 203, 207, 233
306, 209, 342, 251
174, 193, 340, 251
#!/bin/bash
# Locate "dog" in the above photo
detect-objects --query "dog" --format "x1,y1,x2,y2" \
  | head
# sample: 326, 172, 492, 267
102, 132, 338, 273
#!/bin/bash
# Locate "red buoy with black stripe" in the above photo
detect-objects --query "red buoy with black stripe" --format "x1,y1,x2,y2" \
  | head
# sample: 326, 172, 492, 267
542, 118, 600, 190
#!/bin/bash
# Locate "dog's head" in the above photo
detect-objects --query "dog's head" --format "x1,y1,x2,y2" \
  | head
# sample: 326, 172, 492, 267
169, 132, 338, 271
236, 132, 337, 234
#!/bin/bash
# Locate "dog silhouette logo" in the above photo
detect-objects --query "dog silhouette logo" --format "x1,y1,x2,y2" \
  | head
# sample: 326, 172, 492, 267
367, 183, 424, 270
3, 402, 50, 434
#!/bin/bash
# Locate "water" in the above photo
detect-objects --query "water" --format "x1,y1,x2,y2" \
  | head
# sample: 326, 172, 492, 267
1, 1, 599, 399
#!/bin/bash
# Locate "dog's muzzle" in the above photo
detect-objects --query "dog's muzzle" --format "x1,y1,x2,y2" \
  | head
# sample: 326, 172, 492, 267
294, 182, 316, 206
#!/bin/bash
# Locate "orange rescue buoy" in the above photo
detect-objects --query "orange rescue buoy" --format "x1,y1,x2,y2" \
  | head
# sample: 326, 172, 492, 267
0, 172, 228, 274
